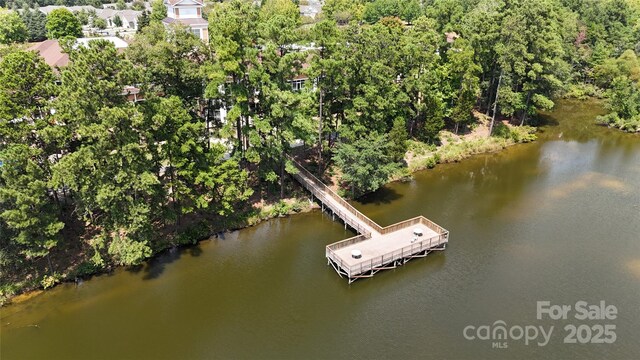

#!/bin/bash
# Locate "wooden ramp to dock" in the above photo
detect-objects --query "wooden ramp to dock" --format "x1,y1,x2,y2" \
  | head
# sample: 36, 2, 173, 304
288, 156, 449, 283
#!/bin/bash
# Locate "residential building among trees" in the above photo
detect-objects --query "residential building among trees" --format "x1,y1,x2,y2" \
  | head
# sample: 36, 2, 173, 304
161, 0, 207, 41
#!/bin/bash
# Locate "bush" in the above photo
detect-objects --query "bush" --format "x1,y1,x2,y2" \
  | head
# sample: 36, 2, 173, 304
508, 125, 537, 143
175, 221, 211, 245
41, 273, 62, 289
72, 259, 104, 278
563, 83, 604, 99
107, 235, 153, 266
0, 283, 20, 305
597, 113, 640, 132
392, 166, 413, 181
493, 123, 537, 143
269, 200, 291, 217
437, 138, 508, 163
407, 140, 436, 156
408, 154, 438, 172
290, 200, 303, 213
301, 15, 316, 25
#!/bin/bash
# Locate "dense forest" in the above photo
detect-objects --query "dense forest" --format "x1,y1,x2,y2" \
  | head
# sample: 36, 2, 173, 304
1, 0, 639, 300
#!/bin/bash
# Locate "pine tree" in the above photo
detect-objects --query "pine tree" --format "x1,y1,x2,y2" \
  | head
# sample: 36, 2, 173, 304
21, 9, 47, 42
136, 10, 150, 33
389, 117, 408, 163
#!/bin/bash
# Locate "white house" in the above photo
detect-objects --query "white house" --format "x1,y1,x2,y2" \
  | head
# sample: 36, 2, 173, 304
96, 9, 141, 30
37, 6, 142, 31
162, 0, 208, 42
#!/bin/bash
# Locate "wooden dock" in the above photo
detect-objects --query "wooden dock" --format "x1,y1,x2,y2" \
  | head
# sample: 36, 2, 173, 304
288, 157, 449, 283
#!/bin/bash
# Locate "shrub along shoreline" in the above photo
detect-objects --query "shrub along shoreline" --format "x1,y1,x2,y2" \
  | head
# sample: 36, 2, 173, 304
0, 196, 316, 306
405, 116, 537, 174
1, 118, 538, 306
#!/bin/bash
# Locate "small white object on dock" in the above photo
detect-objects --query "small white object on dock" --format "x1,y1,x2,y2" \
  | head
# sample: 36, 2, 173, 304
288, 155, 449, 284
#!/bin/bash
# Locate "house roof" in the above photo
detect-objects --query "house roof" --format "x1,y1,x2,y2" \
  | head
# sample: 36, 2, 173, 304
29, 37, 129, 69
38, 5, 95, 14
29, 40, 69, 68
162, 17, 208, 27
76, 36, 129, 49
122, 85, 141, 95
115, 10, 140, 22
97, 8, 118, 19
166, 0, 204, 6
36, 6, 142, 23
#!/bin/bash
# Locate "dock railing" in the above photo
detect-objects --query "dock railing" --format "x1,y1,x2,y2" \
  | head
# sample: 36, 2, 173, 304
287, 154, 449, 281
326, 216, 448, 252
288, 156, 383, 234
325, 216, 449, 278
346, 232, 447, 277
380, 216, 447, 235
324, 233, 371, 277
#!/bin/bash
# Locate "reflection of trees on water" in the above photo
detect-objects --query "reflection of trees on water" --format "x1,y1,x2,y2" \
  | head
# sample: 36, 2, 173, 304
456, 142, 546, 222
540, 99, 639, 171
366, 140, 545, 229
356, 100, 638, 231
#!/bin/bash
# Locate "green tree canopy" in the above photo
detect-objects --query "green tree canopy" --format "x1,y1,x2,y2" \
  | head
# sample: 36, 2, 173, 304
333, 133, 400, 197
150, 0, 167, 22
21, 8, 47, 42
131, 1, 145, 11
136, 10, 150, 32
127, 22, 207, 104
594, 49, 640, 86
0, 144, 64, 264
206, 0, 261, 158
46, 8, 82, 39
363, 0, 422, 24
389, 117, 409, 162
0, 8, 28, 44
322, 0, 365, 24
92, 16, 106, 30
0, 50, 56, 145
113, 15, 123, 27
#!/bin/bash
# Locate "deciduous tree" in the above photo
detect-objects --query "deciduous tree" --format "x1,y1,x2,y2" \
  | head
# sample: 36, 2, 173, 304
150, 0, 167, 23
333, 133, 399, 197
0, 8, 27, 44
46, 8, 82, 39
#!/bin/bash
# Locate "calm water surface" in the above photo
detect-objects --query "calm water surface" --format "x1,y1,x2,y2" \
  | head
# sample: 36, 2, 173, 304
2, 100, 639, 359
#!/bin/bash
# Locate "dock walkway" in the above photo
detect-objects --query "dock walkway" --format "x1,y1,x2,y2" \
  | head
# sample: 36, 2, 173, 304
288, 156, 449, 283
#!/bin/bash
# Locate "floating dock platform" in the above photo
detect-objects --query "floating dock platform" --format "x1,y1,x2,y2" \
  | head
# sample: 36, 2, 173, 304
289, 156, 449, 284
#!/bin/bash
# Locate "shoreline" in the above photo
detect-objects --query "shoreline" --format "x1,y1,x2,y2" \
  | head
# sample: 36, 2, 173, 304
1, 196, 320, 306
1, 115, 538, 306
404, 112, 537, 174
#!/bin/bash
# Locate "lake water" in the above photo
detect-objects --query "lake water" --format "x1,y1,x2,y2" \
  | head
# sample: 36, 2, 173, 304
1, 100, 639, 359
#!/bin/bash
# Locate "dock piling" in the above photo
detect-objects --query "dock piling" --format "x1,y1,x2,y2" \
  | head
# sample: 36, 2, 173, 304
287, 155, 449, 283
